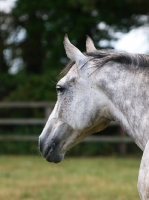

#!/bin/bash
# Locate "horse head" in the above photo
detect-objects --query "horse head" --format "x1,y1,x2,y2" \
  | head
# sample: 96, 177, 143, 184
39, 35, 111, 163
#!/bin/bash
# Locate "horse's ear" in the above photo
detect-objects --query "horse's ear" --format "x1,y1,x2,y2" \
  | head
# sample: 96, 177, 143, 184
86, 36, 96, 52
64, 35, 87, 66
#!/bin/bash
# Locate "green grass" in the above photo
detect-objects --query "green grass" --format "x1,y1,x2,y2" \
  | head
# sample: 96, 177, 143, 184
0, 156, 141, 200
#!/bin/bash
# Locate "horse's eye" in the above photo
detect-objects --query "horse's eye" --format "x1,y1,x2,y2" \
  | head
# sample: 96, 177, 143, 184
56, 85, 64, 94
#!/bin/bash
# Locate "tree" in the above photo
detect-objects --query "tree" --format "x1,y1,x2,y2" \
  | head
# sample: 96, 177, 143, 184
7, 0, 149, 74
11, 0, 101, 74
0, 12, 13, 73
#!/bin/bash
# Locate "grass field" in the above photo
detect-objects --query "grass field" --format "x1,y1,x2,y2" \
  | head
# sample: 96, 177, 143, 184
0, 155, 141, 200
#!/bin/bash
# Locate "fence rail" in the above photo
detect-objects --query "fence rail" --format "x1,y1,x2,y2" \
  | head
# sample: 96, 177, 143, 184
0, 119, 46, 125
0, 135, 133, 143
0, 102, 133, 146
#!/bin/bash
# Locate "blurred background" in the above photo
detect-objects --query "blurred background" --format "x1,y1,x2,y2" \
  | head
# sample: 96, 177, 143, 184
0, 1, 149, 200
0, 0, 149, 156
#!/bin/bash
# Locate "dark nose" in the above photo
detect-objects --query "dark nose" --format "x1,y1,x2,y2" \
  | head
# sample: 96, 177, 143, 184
39, 137, 56, 158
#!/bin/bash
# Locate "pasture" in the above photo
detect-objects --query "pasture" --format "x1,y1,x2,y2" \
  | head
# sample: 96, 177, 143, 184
0, 156, 140, 200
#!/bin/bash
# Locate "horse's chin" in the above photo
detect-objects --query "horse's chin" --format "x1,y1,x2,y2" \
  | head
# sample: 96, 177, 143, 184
45, 151, 65, 163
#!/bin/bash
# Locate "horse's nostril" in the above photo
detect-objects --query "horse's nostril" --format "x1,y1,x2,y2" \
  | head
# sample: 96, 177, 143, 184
39, 137, 56, 157
49, 142, 55, 153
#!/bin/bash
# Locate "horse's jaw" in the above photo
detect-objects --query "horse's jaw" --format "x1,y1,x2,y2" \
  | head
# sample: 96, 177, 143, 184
39, 117, 110, 163
39, 128, 84, 163
39, 118, 89, 163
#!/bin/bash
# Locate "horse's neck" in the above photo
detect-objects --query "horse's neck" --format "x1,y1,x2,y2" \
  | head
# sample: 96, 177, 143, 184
99, 64, 149, 150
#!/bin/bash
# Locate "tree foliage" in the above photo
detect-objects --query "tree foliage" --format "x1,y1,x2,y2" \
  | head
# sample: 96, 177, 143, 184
10, 0, 149, 74
0, 12, 14, 73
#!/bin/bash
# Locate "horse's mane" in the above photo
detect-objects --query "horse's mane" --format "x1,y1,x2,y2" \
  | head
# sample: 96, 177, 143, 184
60, 50, 149, 78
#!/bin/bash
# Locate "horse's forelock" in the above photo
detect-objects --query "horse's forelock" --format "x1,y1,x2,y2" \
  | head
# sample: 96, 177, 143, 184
59, 61, 75, 79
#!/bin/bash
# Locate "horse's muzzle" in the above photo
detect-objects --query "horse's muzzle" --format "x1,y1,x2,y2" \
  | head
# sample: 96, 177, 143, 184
39, 137, 65, 163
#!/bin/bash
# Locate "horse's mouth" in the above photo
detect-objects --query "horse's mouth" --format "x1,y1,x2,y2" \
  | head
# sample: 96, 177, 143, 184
39, 137, 65, 163
45, 150, 65, 163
